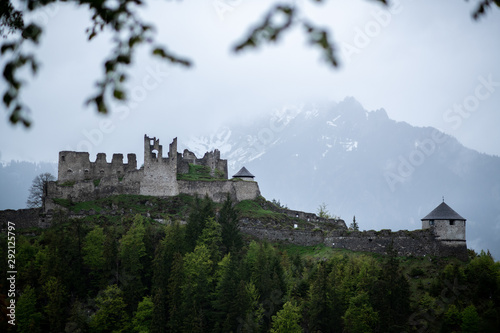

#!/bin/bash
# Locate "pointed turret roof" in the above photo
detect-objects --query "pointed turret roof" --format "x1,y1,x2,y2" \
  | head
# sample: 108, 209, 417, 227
421, 201, 466, 221
232, 167, 254, 178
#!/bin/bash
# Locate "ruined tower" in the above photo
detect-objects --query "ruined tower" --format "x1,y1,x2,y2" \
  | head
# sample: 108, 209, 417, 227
140, 135, 179, 196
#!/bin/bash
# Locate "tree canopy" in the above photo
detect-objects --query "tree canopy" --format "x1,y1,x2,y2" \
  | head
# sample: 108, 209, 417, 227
1, 194, 500, 332
1, 0, 498, 127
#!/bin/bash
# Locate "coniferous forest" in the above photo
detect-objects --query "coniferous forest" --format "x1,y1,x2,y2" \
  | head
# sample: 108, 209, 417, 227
1, 195, 499, 332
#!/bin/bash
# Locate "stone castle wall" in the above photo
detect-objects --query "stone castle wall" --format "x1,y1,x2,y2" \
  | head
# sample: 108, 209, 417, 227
46, 135, 238, 207
178, 180, 260, 203
178, 149, 228, 179
241, 223, 468, 260
58, 152, 138, 183
0, 208, 48, 230
45, 175, 142, 211
1, 208, 467, 261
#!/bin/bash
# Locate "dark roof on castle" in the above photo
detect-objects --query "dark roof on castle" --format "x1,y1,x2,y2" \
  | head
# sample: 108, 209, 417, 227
421, 202, 466, 221
232, 167, 254, 178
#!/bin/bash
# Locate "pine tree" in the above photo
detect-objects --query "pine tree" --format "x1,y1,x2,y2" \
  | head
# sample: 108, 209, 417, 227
185, 196, 215, 252
218, 194, 243, 255
181, 244, 214, 332
342, 291, 379, 333
212, 254, 249, 332
16, 285, 42, 333
151, 222, 185, 333
461, 305, 480, 333
83, 226, 106, 290
270, 301, 302, 333
132, 296, 154, 333
119, 214, 147, 312
42, 276, 68, 332
350, 215, 359, 231
307, 261, 336, 332
167, 253, 184, 333
371, 242, 411, 332
90, 284, 129, 333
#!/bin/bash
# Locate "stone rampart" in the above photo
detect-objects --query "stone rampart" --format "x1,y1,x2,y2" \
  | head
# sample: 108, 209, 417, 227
239, 221, 468, 260
327, 229, 467, 260
240, 226, 325, 246
45, 173, 142, 211
177, 179, 260, 203
0, 208, 47, 230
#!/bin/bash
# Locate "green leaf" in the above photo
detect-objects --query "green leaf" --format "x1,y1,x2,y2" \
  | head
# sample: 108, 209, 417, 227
113, 89, 126, 100
1, 43, 17, 55
3, 92, 13, 107
105, 60, 116, 73
22, 23, 42, 44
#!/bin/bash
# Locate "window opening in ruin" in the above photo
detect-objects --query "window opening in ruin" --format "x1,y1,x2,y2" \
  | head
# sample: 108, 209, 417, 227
67, 169, 73, 173
62, 156, 65, 162
84, 169, 89, 173
450, 220, 455, 226
100, 170, 105, 174
152, 149, 158, 159
429, 220, 434, 226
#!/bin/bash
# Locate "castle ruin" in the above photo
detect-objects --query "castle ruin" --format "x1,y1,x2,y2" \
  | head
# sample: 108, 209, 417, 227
45, 135, 260, 210
0, 135, 469, 260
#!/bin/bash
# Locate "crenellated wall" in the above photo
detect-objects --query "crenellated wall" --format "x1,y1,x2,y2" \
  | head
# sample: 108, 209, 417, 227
45, 135, 258, 208
58, 151, 137, 183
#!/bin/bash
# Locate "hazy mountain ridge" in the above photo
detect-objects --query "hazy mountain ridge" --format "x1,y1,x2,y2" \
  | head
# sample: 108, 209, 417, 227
186, 97, 500, 258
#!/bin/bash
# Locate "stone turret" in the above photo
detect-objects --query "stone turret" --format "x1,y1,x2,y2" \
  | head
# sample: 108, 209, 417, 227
421, 200, 466, 246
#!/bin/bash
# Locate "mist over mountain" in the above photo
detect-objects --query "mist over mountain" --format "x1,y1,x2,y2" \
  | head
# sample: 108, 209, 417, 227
0, 161, 57, 210
186, 97, 500, 259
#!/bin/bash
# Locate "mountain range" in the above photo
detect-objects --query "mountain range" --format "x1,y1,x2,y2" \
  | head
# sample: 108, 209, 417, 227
185, 97, 500, 259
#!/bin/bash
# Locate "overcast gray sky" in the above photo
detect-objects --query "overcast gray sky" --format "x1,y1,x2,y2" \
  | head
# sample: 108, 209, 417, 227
1, 0, 499, 164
